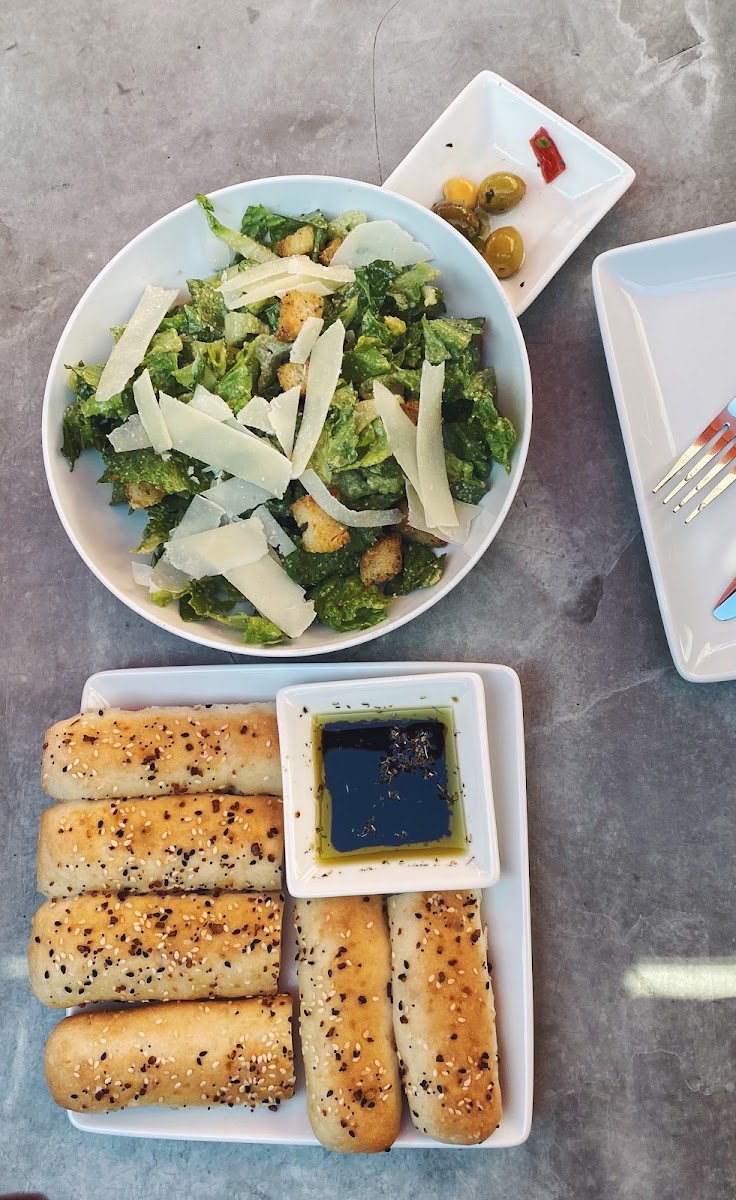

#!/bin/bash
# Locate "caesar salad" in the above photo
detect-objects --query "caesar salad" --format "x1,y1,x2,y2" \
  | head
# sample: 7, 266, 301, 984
60, 195, 516, 644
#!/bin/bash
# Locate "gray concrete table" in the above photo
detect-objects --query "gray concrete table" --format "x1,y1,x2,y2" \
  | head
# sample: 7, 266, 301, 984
2, 1, 735, 1196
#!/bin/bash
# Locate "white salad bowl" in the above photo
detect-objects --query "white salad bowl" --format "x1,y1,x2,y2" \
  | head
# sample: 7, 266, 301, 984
42, 175, 532, 657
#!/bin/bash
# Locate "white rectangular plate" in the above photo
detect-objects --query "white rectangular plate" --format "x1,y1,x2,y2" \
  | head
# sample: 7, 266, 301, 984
69, 661, 532, 1148
593, 222, 736, 682
384, 70, 634, 316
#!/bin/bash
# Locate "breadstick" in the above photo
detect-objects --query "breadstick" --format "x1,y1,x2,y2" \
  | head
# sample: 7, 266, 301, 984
295, 895, 401, 1153
29, 890, 283, 1007
41, 704, 280, 801
37, 793, 283, 896
387, 891, 501, 1145
45, 996, 295, 1112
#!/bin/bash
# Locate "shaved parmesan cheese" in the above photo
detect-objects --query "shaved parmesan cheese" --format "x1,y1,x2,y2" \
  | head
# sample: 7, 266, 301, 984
201, 476, 274, 514
290, 319, 345, 478
131, 561, 154, 588
190, 385, 234, 422
372, 380, 421, 494
290, 316, 324, 363
406, 482, 481, 544
169, 494, 225, 541
149, 555, 191, 594
107, 414, 152, 452
252, 505, 297, 556
219, 256, 353, 304
285, 256, 355, 284
165, 517, 268, 579
416, 360, 457, 528
226, 554, 315, 639
300, 468, 401, 527
331, 221, 431, 269
133, 369, 172, 454
159, 393, 291, 496
228, 274, 335, 310
238, 395, 274, 435
219, 260, 291, 297
95, 285, 179, 407
269, 386, 300, 456
287, 280, 336, 298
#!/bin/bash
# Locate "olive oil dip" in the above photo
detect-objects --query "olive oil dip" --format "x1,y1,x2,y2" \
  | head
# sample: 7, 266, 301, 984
313, 709, 466, 864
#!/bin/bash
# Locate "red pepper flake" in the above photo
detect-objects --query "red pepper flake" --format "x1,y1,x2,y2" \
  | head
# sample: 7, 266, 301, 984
530, 126, 566, 184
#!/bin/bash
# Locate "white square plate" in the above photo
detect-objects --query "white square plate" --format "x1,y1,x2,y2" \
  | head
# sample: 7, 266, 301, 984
593, 222, 736, 682
277, 671, 500, 897
384, 70, 635, 315
68, 661, 532, 1148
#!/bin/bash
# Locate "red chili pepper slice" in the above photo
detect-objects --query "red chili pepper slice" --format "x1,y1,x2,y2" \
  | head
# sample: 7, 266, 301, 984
530, 126, 566, 184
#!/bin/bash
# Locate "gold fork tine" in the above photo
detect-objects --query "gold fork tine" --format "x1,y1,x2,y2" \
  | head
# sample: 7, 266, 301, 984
674, 438, 736, 512
684, 448, 736, 522
652, 401, 735, 494
661, 426, 736, 504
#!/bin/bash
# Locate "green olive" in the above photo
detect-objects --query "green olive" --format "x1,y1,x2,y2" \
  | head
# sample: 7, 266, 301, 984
478, 172, 527, 214
482, 226, 525, 279
431, 200, 479, 240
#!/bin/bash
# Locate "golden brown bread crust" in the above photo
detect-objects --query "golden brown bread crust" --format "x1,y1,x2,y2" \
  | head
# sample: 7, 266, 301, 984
41, 704, 281, 801
387, 891, 501, 1145
44, 996, 295, 1112
29, 890, 283, 1007
295, 896, 402, 1153
36, 793, 283, 897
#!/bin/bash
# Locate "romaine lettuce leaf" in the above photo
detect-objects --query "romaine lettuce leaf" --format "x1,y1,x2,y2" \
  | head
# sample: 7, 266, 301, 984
181, 575, 244, 618
67, 362, 105, 397
239, 205, 329, 258
309, 390, 360, 483
224, 311, 268, 346
336, 457, 405, 508
388, 262, 441, 312
311, 573, 388, 631
196, 194, 275, 262
422, 315, 484, 364
61, 401, 109, 466
385, 542, 445, 595
99, 448, 210, 495
330, 261, 399, 329
214, 612, 285, 645
191, 338, 227, 379
465, 368, 516, 471
352, 417, 391, 469
135, 494, 192, 553
239, 205, 274, 243
443, 420, 492, 479
142, 327, 183, 391
445, 451, 487, 503
326, 210, 367, 240
187, 278, 226, 335
216, 362, 254, 412
283, 527, 378, 588
233, 334, 290, 393
341, 336, 392, 386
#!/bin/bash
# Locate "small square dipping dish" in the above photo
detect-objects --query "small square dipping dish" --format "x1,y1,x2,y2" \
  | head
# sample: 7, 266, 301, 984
276, 671, 500, 898
383, 70, 635, 316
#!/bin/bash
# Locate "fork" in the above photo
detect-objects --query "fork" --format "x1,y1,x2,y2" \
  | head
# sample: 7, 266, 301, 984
652, 396, 736, 522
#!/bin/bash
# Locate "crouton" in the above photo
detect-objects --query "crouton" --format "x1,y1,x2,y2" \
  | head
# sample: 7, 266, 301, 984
276, 225, 315, 258
398, 504, 446, 548
401, 398, 420, 426
320, 237, 343, 266
124, 482, 165, 510
277, 360, 307, 396
359, 533, 403, 586
276, 290, 324, 343
292, 494, 350, 553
